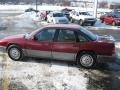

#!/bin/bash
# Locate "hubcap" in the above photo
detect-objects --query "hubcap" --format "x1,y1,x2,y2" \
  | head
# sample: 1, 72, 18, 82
80, 54, 94, 67
112, 22, 115, 26
9, 48, 20, 60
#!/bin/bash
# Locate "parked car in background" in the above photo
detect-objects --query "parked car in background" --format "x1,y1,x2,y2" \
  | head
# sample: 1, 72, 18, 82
97, 12, 106, 18
100, 12, 120, 26
0, 24, 115, 68
47, 11, 69, 24
61, 8, 73, 21
70, 10, 96, 26
25, 8, 39, 13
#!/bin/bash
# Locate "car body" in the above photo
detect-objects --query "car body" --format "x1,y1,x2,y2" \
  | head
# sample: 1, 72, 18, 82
100, 12, 120, 26
47, 11, 69, 24
0, 24, 116, 68
70, 10, 96, 26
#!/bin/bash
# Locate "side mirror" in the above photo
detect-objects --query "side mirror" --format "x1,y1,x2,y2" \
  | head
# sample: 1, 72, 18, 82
34, 35, 38, 40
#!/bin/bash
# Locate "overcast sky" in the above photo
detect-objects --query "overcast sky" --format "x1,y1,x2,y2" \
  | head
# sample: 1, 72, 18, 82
98, 0, 120, 3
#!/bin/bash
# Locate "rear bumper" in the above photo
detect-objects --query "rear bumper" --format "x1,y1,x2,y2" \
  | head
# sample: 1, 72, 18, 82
0, 46, 6, 53
97, 54, 117, 63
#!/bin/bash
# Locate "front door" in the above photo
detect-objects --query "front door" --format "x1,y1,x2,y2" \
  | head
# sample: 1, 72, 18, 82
26, 28, 56, 58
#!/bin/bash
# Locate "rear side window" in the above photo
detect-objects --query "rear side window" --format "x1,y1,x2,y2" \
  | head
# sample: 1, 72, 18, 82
58, 30, 76, 42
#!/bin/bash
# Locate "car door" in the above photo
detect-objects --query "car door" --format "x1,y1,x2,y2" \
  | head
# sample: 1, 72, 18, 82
105, 14, 113, 24
52, 29, 79, 61
26, 28, 56, 58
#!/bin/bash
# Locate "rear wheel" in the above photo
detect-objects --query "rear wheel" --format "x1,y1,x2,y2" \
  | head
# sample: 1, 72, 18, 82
77, 52, 97, 68
112, 21, 116, 26
7, 45, 23, 61
101, 20, 104, 23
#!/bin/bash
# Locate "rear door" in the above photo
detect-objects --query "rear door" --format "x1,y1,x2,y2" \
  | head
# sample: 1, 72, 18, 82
52, 29, 79, 61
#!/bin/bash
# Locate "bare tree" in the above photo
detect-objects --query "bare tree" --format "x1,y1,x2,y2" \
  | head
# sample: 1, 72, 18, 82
99, 0, 108, 8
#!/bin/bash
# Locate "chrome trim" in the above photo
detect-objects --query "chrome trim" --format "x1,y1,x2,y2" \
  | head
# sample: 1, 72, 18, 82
0, 46, 6, 53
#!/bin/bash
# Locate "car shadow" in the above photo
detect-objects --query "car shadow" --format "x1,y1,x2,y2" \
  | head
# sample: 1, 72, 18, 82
14, 57, 120, 72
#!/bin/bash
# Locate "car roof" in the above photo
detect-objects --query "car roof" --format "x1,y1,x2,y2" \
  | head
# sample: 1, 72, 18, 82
43, 24, 81, 30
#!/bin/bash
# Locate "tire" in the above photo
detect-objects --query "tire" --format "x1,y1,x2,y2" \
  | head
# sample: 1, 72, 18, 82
71, 18, 74, 23
7, 45, 23, 61
112, 21, 116, 26
101, 20, 104, 23
77, 52, 97, 68
91, 22, 95, 26
79, 20, 84, 26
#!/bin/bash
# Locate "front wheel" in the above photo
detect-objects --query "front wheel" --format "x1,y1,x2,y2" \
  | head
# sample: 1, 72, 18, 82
77, 52, 96, 68
79, 20, 84, 26
7, 45, 23, 61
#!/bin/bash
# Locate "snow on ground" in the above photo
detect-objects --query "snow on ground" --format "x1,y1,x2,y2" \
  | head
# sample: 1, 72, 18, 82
86, 19, 120, 31
0, 56, 88, 90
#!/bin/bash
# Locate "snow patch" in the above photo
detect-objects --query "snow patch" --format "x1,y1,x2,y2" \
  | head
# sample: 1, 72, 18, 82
115, 42, 120, 59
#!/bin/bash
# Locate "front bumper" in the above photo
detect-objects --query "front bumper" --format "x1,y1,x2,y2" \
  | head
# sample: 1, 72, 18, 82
97, 54, 117, 63
84, 19, 96, 23
0, 46, 6, 53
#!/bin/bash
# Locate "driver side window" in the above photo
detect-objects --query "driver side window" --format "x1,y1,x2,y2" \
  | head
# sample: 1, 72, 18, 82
35, 29, 56, 41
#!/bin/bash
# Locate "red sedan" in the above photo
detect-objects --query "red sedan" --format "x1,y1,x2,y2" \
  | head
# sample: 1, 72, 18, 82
0, 24, 116, 68
100, 13, 120, 26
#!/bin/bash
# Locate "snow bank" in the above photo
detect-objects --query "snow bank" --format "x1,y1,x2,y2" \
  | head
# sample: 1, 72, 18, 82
13, 18, 36, 29
0, 18, 9, 28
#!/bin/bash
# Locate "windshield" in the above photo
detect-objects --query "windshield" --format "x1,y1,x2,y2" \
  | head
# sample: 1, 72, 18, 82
79, 12, 90, 15
80, 26, 97, 41
53, 13, 64, 17
114, 14, 120, 18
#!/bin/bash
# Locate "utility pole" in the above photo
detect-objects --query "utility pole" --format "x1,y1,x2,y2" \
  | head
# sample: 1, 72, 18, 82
36, 0, 38, 11
94, 0, 98, 18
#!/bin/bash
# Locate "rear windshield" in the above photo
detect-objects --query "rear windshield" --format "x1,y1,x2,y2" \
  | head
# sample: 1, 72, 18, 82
53, 13, 64, 17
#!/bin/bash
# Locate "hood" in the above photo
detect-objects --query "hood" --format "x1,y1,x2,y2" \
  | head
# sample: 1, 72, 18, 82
97, 35, 116, 43
4, 34, 25, 40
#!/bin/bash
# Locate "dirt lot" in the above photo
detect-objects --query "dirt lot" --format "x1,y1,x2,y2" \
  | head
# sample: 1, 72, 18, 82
0, 12, 120, 90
